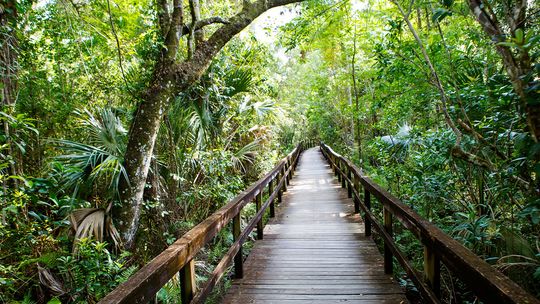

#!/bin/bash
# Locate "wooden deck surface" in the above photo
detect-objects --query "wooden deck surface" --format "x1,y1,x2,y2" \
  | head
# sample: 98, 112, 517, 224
222, 148, 407, 304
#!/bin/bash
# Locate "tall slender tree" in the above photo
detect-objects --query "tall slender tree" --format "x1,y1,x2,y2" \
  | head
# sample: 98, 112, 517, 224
1, 0, 21, 184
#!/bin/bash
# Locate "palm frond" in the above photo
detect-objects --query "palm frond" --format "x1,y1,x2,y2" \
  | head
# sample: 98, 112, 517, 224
252, 99, 276, 118
76, 108, 127, 155
189, 102, 217, 150
38, 265, 67, 296
231, 139, 260, 172
70, 208, 122, 252
51, 108, 128, 200
224, 68, 253, 97
380, 124, 413, 161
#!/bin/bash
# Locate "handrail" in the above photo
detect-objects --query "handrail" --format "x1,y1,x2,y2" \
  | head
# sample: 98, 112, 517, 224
99, 140, 318, 304
320, 142, 539, 304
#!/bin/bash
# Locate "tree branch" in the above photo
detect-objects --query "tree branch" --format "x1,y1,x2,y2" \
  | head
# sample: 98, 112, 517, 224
451, 145, 494, 170
467, 0, 502, 38
157, 0, 170, 37
180, 17, 230, 36
187, 0, 201, 58
457, 118, 507, 160
165, 0, 184, 58
106, 0, 137, 99
173, 0, 304, 86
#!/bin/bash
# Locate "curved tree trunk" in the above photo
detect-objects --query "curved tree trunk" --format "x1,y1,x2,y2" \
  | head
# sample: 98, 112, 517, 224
117, 0, 306, 249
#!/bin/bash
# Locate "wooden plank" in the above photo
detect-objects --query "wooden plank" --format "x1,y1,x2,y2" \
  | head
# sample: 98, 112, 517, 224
234, 279, 399, 285
236, 274, 398, 280
223, 293, 408, 302
224, 299, 405, 304
226, 287, 403, 294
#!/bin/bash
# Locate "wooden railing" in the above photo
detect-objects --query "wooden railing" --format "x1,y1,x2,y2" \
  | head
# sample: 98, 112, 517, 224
99, 141, 317, 304
320, 143, 539, 304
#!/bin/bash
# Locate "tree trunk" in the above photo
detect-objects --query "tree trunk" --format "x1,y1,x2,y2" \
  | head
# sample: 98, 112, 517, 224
1, 0, 18, 109
117, 0, 306, 249
117, 73, 171, 247
1, 0, 21, 186
351, 26, 362, 161
466, 0, 538, 141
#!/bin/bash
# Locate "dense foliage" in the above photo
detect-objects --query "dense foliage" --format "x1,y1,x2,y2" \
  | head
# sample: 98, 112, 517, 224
0, 0, 538, 303
277, 0, 539, 301
0, 0, 305, 302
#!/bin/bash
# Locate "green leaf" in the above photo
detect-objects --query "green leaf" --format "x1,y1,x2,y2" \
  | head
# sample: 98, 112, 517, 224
523, 35, 540, 50
47, 298, 62, 304
515, 29, 524, 44
497, 41, 517, 48
534, 267, 540, 280
432, 8, 452, 23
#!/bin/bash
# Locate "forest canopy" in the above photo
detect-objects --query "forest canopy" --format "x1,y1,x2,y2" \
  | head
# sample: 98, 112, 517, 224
0, 0, 538, 302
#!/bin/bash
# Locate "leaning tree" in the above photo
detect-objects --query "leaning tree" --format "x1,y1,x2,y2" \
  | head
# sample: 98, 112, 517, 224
117, 0, 305, 249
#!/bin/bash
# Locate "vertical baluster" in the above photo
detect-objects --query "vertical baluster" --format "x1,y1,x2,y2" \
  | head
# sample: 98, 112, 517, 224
180, 259, 196, 303
347, 168, 352, 198
285, 157, 292, 186
233, 213, 243, 278
256, 190, 263, 240
364, 189, 371, 237
353, 174, 360, 214
341, 163, 346, 189
424, 245, 441, 298
383, 207, 393, 274
277, 174, 283, 203
281, 165, 287, 193
333, 156, 339, 177
292, 154, 296, 170
337, 161, 342, 182
269, 178, 275, 217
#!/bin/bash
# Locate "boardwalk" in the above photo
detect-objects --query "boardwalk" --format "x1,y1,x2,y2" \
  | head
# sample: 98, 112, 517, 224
222, 148, 407, 304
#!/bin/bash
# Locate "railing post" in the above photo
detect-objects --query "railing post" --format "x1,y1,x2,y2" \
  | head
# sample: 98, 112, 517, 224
256, 189, 263, 240
233, 213, 243, 279
341, 163, 346, 189
364, 189, 371, 236
180, 259, 196, 304
269, 179, 275, 218
333, 156, 339, 177
424, 245, 441, 298
383, 207, 393, 274
286, 157, 292, 185
288, 156, 294, 185
353, 175, 360, 214
336, 161, 341, 182
277, 167, 283, 203
347, 168, 352, 198
282, 165, 288, 192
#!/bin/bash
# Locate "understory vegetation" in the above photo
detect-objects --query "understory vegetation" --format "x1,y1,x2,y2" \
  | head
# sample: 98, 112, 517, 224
0, 0, 538, 303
